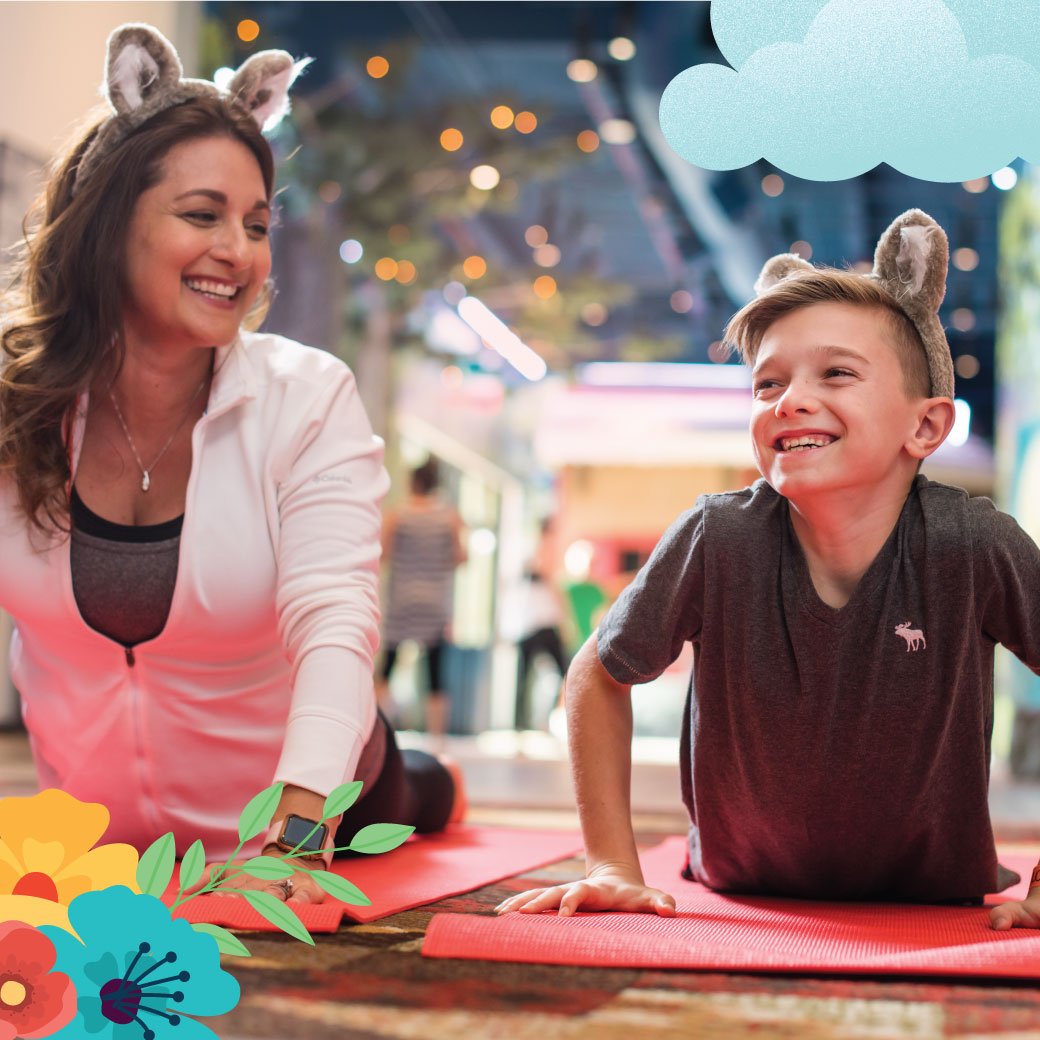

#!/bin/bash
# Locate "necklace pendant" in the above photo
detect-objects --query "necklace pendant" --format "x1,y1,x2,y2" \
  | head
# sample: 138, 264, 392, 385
141, 472, 151, 492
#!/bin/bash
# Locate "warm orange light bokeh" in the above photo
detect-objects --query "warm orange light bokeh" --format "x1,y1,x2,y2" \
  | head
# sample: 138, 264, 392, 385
367, 56, 390, 79
463, 255, 488, 279
374, 257, 399, 280
514, 111, 538, 134
440, 128, 464, 152
576, 130, 600, 153
395, 260, 417, 284
237, 19, 260, 42
533, 275, 557, 299
490, 105, 515, 129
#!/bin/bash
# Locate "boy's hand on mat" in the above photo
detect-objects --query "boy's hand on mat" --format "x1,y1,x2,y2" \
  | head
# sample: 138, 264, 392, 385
989, 893, 1040, 930
183, 857, 326, 905
495, 869, 676, 918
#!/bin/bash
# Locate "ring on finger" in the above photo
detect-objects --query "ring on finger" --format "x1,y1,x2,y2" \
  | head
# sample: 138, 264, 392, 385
274, 877, 294, 899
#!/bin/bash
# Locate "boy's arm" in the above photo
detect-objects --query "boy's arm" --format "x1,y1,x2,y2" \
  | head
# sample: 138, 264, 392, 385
990, 865, 1040, 930
496, 635, 676, 917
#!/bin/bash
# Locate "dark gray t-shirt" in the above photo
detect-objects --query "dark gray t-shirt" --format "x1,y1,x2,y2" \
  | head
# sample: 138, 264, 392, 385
598, 476, 1040, 903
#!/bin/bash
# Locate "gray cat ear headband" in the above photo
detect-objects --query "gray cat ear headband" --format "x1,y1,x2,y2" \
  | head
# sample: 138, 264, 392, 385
74, 23, 311, 191
753, 209, 955, 399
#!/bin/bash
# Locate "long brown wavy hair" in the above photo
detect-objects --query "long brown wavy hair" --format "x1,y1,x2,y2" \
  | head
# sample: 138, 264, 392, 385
1, 96, 275, 538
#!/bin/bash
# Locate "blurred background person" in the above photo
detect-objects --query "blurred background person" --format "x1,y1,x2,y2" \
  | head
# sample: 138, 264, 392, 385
378, 458, 467, 740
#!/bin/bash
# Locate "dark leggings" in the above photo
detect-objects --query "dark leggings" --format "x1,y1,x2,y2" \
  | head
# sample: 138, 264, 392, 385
333, 712, 455, 856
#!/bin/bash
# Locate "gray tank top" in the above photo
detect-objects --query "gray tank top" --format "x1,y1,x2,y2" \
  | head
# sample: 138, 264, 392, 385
70, 486, 181, 647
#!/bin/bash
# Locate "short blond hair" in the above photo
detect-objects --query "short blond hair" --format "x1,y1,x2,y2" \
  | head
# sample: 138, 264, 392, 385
724, 268, 931, 400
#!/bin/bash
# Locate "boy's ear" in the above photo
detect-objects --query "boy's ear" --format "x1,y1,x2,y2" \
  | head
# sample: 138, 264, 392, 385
906, 397, 956, 460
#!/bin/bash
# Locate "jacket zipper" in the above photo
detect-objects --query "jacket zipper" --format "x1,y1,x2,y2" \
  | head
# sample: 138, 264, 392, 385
125, 645, 135, 667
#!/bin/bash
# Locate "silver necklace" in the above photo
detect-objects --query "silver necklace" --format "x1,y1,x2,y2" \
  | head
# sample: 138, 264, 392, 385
108, 370, 211, 492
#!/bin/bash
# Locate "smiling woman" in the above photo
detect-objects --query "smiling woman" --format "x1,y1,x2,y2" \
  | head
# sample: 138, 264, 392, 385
0, 24, 462, 909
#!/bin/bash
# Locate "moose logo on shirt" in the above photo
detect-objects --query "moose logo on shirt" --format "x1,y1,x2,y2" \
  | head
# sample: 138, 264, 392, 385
894, 620, 926, 652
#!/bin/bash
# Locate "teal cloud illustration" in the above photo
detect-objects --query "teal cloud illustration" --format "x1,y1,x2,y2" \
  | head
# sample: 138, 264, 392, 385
660, 0, 1040, 182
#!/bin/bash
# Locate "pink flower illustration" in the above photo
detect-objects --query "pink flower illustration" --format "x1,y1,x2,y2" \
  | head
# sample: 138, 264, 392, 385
0, 920, 76, 1039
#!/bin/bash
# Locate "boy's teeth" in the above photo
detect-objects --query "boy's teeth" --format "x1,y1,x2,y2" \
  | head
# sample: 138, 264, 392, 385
186, 279, 237, 298
780, 435, 835, 451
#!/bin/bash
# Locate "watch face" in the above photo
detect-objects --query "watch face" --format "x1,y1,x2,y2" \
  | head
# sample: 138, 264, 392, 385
281, 815, 329, 854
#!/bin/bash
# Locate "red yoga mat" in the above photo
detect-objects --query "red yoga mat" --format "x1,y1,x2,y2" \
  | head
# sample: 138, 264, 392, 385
423, 838, 1040, 979
168, 824, 581, 930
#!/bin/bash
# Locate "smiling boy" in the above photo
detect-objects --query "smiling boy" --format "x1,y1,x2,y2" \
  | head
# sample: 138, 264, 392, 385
498, 210, 1040, 927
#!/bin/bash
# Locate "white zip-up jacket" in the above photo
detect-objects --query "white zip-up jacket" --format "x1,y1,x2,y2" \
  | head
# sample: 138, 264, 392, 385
1, 332, 389, 858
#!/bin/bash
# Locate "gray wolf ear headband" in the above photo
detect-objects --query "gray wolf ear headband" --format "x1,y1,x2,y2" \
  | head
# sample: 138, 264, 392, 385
74, 23, 311, 191
752, 209, 955, 400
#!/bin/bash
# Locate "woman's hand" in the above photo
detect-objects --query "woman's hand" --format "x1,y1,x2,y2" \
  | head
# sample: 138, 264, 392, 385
495, 867, 676, 918
990, 892, 1040, 930
182, 853, 327, 905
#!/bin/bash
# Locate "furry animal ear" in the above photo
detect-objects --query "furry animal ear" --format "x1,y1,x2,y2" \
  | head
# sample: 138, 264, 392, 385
872, 208, 948, 318
754, 253, 815, 295
229, 52, 312, 130
104, 24, 183, 115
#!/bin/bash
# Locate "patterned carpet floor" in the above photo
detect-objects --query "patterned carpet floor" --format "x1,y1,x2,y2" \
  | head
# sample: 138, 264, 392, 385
212, 843, 1040, 1040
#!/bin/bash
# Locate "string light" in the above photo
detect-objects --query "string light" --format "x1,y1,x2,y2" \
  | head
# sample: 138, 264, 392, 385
440, 128, 464, 152
237, 19, 260, 42
952, 247, 979, 272
567, 59, 598, 82
366, 56, 390, 79
533, 244, 561, 268
395, 260, 417, 284
470, 165, 501, 190
463, 256, 487, 279
374, 257, 398, 280
525, 225, 549, 247
599, 119, 635, 145
608, 37, 636, 61
790, 240, 813, 260
533, 275, 557, 299
670, 290, 693, 314
339, 240, 363, 264
576, 130, 600, 153
490, 105, 514, 129
761, 174, 784, 197
514, 111, 538, 134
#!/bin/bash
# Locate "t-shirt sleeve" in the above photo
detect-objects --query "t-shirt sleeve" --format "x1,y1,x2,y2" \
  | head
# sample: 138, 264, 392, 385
972, 499, 1040, 674
597, 502, 705, 685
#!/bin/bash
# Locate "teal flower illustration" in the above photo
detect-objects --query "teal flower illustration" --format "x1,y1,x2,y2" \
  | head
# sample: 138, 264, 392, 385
40, 887, 238, 1039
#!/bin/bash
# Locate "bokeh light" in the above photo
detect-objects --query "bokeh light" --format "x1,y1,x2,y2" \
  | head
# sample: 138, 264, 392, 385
581, 302, 608, 326
388, 224, 411, 245
670, 290, 694, 314
366, 56, 390, 79
470, 165, 501, 190
952, 247, 979, 272
514, 111, 538, 134
790, 240, 813, 260
761, 174, 785, 197
525, 224, 549, 247
608, 37, 636, 61
440, 128, 464, 152
318, 180, 342, 204
533, 244, 561, 268
338, 239, 363, 264
577, 130, 600, 153
490, 105, 515, 129
395, 260, 417, 284
961, 177, 989, 194
955, 354, 980, 379
374, 257, 398, 281
533, 275, 558, 299
566, 59, 598, 83
237, 19, 260, 43
599, 119, 636, 145
951, 307, 976, 332
708, 340, 729, 363
441, 365, 464, 389
463, 255, 487, 279
992, 166, 1018, 190
443, 281, 467, 305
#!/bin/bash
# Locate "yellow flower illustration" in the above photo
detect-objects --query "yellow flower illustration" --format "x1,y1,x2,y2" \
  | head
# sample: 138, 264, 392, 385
0, 789, 139, 931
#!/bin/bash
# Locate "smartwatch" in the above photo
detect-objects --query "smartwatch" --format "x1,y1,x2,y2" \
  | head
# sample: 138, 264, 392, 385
264, 814, 334, 869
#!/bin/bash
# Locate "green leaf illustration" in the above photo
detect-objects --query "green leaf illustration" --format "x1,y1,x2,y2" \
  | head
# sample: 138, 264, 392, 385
237, 782, 284, 842
178, 839, 206, 893
191, 922, 252, 958
241, 889, 315, 945
137, 833, 176, 897
322, 780, 363, 819
309, 870, 371, 906
347, 823, 414, 855
239, 856, 295, 880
